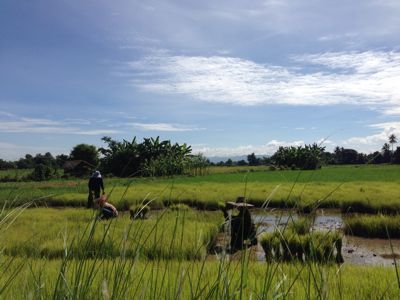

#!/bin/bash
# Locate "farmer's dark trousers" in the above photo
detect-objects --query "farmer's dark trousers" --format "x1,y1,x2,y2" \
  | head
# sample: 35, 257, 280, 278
87, 189, 101, 208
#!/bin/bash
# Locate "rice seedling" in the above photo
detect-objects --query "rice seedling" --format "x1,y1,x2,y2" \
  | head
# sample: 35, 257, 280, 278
344, 214, 400, 238
2, 165, 400, 214
1, 208, 223, 260
1, 256, 399, 299
260, 218, 343, 263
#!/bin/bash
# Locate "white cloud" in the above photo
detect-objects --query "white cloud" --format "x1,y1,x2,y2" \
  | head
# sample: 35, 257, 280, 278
343, 121, 400, 151
0, 114, 120, 135
193, 139, 305, 157
381, 107, 400, 115
74, 130, 120, 135
126, 50, 400, 111
0, 111, 16, 117
318, 33, 358, 41
131, 122, 205, 132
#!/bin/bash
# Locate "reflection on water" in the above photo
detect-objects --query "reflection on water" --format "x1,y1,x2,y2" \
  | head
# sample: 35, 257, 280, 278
253, 209, 343, 234
252, 209, 400, 265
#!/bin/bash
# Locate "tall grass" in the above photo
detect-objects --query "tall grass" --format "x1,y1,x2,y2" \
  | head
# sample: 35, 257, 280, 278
0, 205, 399, 298
1, 208, 222, 260
2, 164, 400, 298
344, 214, 400, 238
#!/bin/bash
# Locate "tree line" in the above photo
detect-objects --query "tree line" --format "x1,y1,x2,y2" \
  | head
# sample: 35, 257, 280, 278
0, 134, 398, 181
0, 136, 208, 181
213, 134, 400, 169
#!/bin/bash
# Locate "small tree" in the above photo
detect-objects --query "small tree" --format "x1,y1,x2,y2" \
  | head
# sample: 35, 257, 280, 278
393, 147, 400, 164
389, 134, 397, 157
247, 153, 260, 166
30, 164, 53, 181
381, 143, 391, 163
70, 144, 99, 167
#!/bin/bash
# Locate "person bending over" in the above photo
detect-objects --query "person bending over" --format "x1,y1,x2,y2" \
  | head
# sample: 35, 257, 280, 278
96, 195, 118, 220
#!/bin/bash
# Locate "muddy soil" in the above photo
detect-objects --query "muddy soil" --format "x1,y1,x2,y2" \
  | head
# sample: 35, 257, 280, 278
251, 209, 400, 266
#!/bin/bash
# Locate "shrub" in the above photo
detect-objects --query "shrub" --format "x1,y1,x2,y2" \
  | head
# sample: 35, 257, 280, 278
30, 164, 54, 181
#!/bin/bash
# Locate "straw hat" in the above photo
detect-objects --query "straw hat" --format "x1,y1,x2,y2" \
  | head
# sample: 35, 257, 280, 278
227, 196, 254, 208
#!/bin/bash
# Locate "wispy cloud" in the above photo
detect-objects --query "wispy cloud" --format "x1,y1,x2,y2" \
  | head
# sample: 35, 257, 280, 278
126, 50, 400, 111
131, 122, 205, 132
0, 114, 120, 135
381, 107, 400, 115
343, 121, 400, 151
0, 111, 16, 117
318, 33, 358, 41
193, 139, 305, 157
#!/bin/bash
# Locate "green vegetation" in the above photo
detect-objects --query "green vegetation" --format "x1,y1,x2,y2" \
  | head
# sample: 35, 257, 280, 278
260, 219, 343, 263
344, 214, 400, 238
1, 208, 222, 260
1, 258, 399, 299
1, 165, 400, 214
1, 197, 399, 299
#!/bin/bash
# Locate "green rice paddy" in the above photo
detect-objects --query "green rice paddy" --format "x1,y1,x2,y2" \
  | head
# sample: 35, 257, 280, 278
2, 164, 400, 298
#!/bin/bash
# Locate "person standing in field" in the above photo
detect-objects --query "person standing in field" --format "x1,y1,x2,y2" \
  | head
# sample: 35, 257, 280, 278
87, 170, 105, 208
222, 197, 257, 253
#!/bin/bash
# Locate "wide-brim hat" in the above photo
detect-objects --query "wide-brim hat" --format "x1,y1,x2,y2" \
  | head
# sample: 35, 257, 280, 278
226, 202, 254, 207
227, 196, 254, 207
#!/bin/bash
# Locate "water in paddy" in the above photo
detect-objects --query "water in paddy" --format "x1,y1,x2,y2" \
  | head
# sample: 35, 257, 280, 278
252, 209, 400, 265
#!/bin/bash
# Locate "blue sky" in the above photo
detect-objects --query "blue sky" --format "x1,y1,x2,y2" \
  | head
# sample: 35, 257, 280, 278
1, 0, 400, 160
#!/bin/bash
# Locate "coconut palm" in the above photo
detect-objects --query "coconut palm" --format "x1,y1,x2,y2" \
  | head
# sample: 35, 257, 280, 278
389, 134, 397, 154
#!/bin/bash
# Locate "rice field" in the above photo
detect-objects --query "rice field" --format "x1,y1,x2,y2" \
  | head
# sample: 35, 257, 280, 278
1, 165, 400, 214
2, 164, 400, 298
1, 208, 222, 260
1, 258, 399, 299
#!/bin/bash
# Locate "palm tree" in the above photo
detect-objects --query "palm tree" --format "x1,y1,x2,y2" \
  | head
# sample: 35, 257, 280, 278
389, 134, 397, 154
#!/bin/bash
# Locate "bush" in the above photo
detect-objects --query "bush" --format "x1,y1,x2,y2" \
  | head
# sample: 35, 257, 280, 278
30, 164, 54, 181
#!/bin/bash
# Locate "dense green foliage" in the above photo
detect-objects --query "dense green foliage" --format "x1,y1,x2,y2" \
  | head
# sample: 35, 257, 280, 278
271, 144, 324, 170
99, 136, 194, 177
29, 164, 54, 181
70, 143, 99, 167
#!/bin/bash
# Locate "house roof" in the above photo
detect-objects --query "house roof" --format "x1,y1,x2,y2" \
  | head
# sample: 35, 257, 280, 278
63, 160, 95, 170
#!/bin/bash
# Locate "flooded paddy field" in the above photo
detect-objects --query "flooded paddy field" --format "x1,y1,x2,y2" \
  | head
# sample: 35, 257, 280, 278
253, 209, 400, 265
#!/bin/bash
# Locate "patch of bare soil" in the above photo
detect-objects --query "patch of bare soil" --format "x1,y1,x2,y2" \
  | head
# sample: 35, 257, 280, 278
343, 236, 400, 266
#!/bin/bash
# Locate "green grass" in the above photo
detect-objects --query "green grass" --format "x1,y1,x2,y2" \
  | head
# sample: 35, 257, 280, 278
2, 198, 400, 299
1, 208, 223, 260
1, 165, 400, 214
344, 214, 400, 238
1, 258, 399, 299
0, 169, 32, 181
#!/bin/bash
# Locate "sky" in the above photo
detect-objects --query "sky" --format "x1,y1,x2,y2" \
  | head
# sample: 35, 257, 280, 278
1, 0, 400, 160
